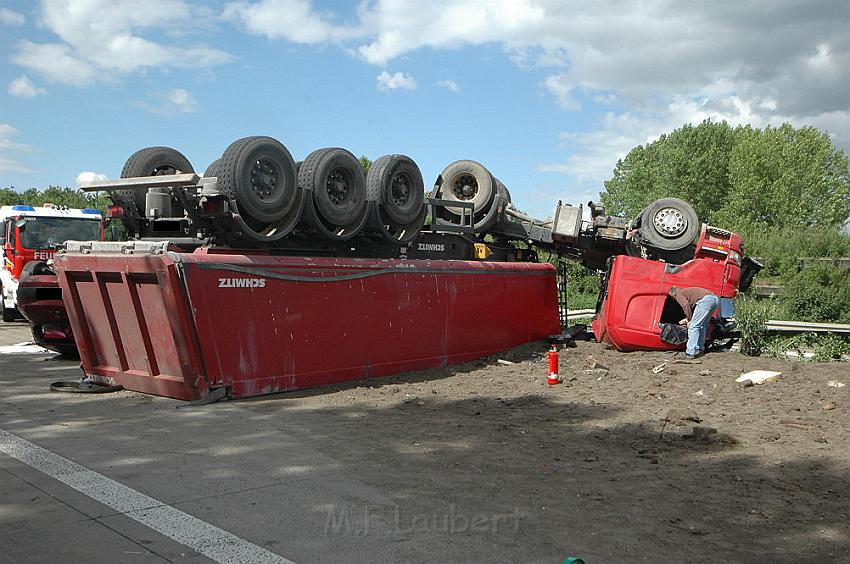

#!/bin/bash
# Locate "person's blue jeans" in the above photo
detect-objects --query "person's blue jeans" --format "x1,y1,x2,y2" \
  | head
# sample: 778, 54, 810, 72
687, 294, 720, 356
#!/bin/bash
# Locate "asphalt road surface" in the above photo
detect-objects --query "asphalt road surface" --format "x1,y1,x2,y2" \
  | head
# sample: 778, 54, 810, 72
0, 321, 558, 563
2, 319, 848, 563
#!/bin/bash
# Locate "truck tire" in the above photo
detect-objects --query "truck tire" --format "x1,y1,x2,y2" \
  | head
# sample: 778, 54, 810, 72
496, 179, 512, 204
435, 160, 496, 218
217, 136, 299, 224
299, 148, 366, 227
639, 198, 699, 251
119, 147, 195, 214
367, 154, 424, 225
204, 159, 220, 177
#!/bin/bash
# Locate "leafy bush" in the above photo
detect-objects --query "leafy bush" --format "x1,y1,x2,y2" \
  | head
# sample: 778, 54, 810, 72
759, 332, 850, 362
781, 263, 850, 323
559, 259, 601, 310
739, 225, 850, 279
764, 333, 810, 359
813, 334, 850, 362
735, 296, 771, 356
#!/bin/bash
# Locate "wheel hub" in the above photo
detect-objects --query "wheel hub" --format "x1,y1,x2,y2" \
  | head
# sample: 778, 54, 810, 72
326, 170, 349, 205
391, 173, 410, 206
653, 207, 686, 237
452, 174, 478, 200
250, 160, 278, 200
151, 165, 177, 176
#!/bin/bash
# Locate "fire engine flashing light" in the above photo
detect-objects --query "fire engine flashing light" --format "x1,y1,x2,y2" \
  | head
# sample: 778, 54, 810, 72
12, 205, 35, 212
82, 208, 101, 215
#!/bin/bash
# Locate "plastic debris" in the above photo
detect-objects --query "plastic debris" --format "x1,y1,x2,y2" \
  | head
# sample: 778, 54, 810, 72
736, 370, 781, 385
652, 362, 668, 374
827, 380, 845, 388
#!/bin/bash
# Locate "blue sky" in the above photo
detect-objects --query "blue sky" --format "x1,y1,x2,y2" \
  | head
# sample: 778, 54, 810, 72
2, 1, 849, 218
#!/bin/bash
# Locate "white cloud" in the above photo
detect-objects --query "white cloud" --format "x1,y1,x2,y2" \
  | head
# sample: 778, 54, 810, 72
11, 1, 232, 86
8, 76, 47, 98
0, 124, 35, 174
543, 74, 579, 110
165, 88, 198, 113
75, 171, 109, 186
376, 71, 416, 92
222, 0, 361, 43
222, 1, 850, 182
136, 88, 199, 115
0, 7, 25, 26
12, 41, 98, 86
356, 0, 546, 66
437, 79, 460, 92
536, 91, 789, 186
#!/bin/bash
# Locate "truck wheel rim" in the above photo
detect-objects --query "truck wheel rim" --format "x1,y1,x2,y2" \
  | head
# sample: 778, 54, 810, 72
152, 165, 178, 175
326, 168, 353, 206
654, 207, 686, 237
451, 173, 478, 200
250, 159, 279, 201
391, 173, 411, 206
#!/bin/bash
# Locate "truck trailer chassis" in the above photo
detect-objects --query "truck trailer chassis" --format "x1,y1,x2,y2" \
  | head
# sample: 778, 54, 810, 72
24, 139, 760, 400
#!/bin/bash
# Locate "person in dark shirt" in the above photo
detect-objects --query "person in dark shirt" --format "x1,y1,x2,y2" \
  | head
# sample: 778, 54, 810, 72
668, 286, 720, 358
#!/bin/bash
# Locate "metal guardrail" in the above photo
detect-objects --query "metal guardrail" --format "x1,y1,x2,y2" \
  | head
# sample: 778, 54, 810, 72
564, 310, 850, 335
565, 309, 595, 319
753, 285, 784, 297
764, 320, 850, 334
750, 257, 850, 270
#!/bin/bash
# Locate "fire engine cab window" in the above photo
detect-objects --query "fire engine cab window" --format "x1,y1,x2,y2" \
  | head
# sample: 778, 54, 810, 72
19, 218, 101, 249
659, 296, 685, 324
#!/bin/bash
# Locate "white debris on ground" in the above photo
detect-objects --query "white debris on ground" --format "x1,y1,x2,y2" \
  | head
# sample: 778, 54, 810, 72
0, 342, 51, 354
736, 370, 782, 385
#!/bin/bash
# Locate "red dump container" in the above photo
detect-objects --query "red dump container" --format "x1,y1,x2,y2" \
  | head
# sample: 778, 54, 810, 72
53, 246, 559, 400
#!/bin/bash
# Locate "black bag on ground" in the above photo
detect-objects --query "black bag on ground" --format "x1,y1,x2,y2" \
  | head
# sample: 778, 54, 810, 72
659, 323, 688, 345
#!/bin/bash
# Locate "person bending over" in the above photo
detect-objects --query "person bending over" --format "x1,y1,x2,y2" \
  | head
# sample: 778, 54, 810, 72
667, 286, 719, 359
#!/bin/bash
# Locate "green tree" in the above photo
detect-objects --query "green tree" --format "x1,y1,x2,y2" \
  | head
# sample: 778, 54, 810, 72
600, 120, 850, 230
717, 124, 850, 230
602, 119, 736, 222
358, 155, 372, 175
0, 185, 111, 213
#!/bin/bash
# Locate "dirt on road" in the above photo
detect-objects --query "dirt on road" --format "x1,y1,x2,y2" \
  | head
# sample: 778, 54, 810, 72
243, 337, 850, 561
2, 317, 848, 562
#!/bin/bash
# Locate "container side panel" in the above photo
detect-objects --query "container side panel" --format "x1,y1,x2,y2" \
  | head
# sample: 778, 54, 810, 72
183, 258, 560, 398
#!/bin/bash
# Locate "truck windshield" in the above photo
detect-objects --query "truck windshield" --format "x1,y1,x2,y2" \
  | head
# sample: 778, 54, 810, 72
19, 217, 101, 249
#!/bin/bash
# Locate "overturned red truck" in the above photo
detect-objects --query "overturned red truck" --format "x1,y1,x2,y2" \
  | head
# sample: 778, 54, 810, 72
21, 138, 758, 400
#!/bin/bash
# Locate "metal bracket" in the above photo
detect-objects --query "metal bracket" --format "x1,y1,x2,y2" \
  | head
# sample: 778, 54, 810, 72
78, 174, 201, 192
428, 198, 475, 234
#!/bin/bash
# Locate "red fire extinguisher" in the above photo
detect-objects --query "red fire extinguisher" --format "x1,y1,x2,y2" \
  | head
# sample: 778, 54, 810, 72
547, 345, 560, 385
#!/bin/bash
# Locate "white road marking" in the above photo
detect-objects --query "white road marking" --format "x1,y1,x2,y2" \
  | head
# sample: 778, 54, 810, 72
0, 428, 294, 564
